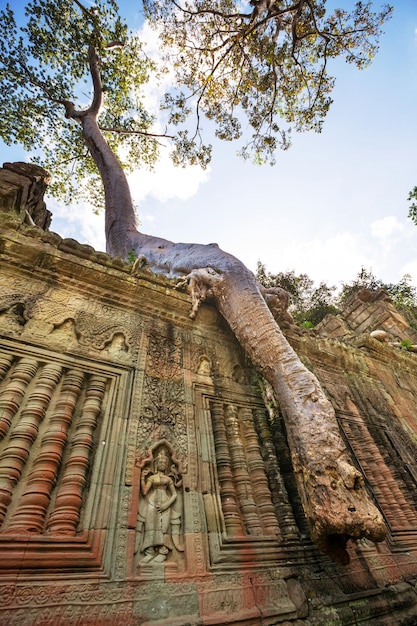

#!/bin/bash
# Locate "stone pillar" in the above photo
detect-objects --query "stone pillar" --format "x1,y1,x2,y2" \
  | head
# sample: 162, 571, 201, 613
210, 400, 244, 537
7, 369, 85, 533
46, 375, 107, 535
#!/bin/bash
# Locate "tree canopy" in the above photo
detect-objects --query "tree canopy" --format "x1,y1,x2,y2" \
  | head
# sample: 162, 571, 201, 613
0, 0, 393, 208
257, 263, 417, 327
256, 261, 339, 326
0, 0, 159, 208
408, 186, 417, 226
144, 0, 393, 164
0, 0, 210, 210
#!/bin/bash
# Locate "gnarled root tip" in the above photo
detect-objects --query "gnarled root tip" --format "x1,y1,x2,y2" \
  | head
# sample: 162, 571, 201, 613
316, 510, 387, 565
131, 255, 148, 274
176, 267, 222, 319
313, 502, 386, 565
306, 460, 386, 565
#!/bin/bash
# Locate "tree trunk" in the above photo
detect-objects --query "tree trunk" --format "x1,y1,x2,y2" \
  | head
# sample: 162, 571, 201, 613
77, 86, 386, 565
211, 269, 386, 563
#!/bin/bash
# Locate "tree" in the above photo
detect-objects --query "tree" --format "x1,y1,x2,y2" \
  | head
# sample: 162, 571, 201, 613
384, 274, 417, 310
408, 186, 417, 227
0, 0, 209, 210
144, 0, 393, 163
0, 0, 388, 564
259, 263, 417, 329
256, 262, 339, 326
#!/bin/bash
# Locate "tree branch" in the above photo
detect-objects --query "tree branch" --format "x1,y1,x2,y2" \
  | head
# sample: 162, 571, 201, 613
98, 125, 174, 140
86, 45, 104, 117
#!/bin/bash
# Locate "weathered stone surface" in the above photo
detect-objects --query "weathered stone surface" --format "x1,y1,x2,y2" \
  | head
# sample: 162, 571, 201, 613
1, 209, 417, 624
317, 287, 417, 343
0, 161, 52, 229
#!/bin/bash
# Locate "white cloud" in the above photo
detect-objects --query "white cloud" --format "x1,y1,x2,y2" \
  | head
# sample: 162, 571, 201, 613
124, 21, 211, 207
141, 214, 155, 224
370, 215, 404, 239
401, 259, 417, 280
244, 230, 375, 289
48, 197, 106, 252
136, 21, 176, 126
368, 215, 417, 275
128, 153, 210, 204
285, 232, 375, 286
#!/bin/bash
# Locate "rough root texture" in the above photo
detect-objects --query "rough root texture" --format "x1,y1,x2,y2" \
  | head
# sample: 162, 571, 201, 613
78, 101, 387, 564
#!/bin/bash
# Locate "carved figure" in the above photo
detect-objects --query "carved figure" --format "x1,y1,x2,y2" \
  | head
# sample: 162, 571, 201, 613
136, 445, 183, 564
197, 355, 211, 376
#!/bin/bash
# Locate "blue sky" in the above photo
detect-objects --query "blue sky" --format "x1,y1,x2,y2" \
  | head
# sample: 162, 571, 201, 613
2, 1, 417, 290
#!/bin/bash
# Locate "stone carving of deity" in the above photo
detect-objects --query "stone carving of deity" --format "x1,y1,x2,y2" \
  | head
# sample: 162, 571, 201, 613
135, 443, 184, 566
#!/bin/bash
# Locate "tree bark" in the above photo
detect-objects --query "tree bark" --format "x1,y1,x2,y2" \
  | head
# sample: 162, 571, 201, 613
72, 48, 386, 564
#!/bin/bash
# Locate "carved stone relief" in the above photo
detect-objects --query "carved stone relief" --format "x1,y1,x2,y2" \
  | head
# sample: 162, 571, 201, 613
0, 341, 130, 575
3, 213, 417, 624
0, 352, 104, 535
0, 161, 52, 229
208, 399, 286, 542
134, 441, 185, 574
0, 280, 141, 359
190, 386, 303, 570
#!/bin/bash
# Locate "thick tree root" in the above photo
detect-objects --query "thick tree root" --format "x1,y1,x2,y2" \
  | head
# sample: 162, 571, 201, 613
180, 267, 386, 564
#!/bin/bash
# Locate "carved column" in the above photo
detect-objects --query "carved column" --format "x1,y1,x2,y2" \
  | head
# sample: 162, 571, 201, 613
240, 407, 280, 537
341, 413, 417, 531
252, 408, 299, 540
46, 375, 106, 535
0, 357, 39, 441
0, 362, 62, 526
0, 353, 14, 383
210, 401, 244, 537
224, 404, 263, 536
6, 369, 85, 533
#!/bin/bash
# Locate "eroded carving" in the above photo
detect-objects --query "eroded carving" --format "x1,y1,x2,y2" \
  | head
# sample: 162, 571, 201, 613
0, 361, 62, 527
197, 355, 212, 376
46, 375, 107, 535
261, 286, 295, 327
208, 400, 281, 541
135, 442, 184, 569
0, 162, 52, 229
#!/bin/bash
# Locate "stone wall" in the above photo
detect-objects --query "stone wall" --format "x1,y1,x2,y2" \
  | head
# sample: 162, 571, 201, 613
1, 168, 417, 625
0, 162, 52, 229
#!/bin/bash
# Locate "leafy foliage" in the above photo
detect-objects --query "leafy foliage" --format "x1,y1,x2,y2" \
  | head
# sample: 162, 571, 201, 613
0, 0, 170, 209
145, 0, 393, 164
400, 338, 413, 351
408, 186, 417, 226
0, 0, 393, 209
341, 268, 417, 337
257, 263, 417, 327
339, 267, 417, 310
256, 261, 339, 325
